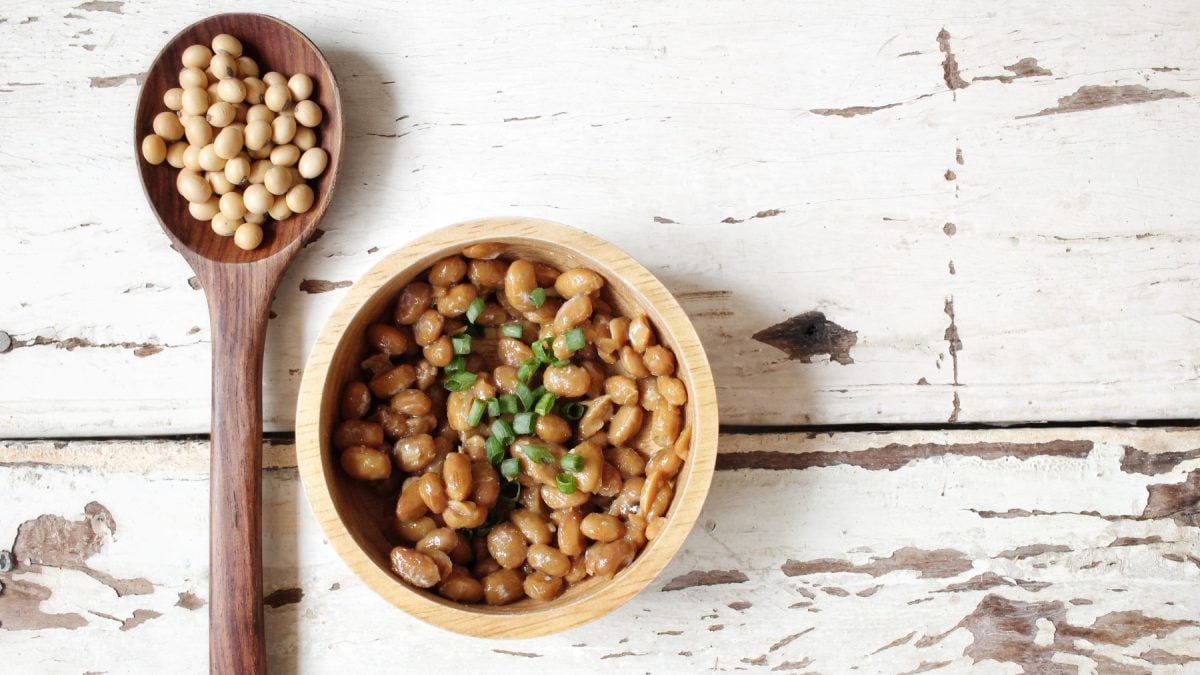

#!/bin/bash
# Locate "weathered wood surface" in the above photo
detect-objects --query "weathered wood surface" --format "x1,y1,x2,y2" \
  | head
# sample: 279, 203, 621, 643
2, 427, 1198, 673
3, 1, 1200, 434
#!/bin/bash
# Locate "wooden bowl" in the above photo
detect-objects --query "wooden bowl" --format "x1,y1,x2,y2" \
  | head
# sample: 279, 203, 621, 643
296, 217, 718, 638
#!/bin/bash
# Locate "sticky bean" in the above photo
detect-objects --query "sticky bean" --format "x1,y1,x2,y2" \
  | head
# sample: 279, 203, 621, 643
390, 546, 440, 588
413, 309, 445, 346
340, 381, 372, 420
471, 459, 501, 508
543, 365, 590, 397
510, 509, 553, 545
395, 283, 434, 325
504, 259, 538, 313
554, 268, 604, 298
428, 256, 468, 286
395, 516, 436, 544
395, 477, 428, 522
482, 568, 525, 606
340, 446, 391, 481
527, 544, 571, 577
442, 452, 473, 501
334, 420, 383, 450
443, 500, 487, 529
394, 434, 436, 473
523, 572, 564, 601
580, 513, 625, 542
369, 364, 417, 398
584, 540, 635, 579
438, 568, 484, 603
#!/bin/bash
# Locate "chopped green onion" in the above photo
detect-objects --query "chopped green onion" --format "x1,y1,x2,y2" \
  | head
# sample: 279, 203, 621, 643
499, 458, 520, 480
451, 334, 472, 355
531, 385, 547, 401
467, 398, 486, 426
443, 371, 477, 392
499, 393, 520, 415
556, 472, 577, 494
533, 392, 557, 416
486, 397, 501, 418
499, 478, 521, 502
516, 382, 535, 410
551, 358, 570, 368
500, 458, 521, 480
529, 287, 546, 309
560, 453, 584, 472
445, 355, 467, 374
517, 359, 539, 384
486, 435, 506, 464
501, 322, 524, 339
512, 411, 536, 435
465, 297, 486, 324
491, 418, 515, 446
561, 402, 586, 420
565, 327, 586, 352
520, 443, 554, 464
531, 338, 552, 364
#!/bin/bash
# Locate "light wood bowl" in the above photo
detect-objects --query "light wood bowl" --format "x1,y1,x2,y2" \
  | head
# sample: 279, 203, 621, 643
296, 217, 718, 638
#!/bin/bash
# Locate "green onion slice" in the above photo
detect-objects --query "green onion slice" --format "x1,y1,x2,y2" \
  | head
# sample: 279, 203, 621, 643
501, 322, 524, 339
465, 297, 486, 324
560, 452, 584, 472
443, 371, 477, 392
531, 338, 552, 364
550, 358, 570, 368
467, 398, 486, 427
561, 402, 586, 420
499, 457, 521, 480
451, 333, 472, 355
517, 359, 539, 384
516, 382, 535, 410
512, 411, 536, 435
486, 397, 501, 418
556, 472, 577, 494
564, 327, 586, 352
520, 443, 554, 464
499, 393, 519, 415
491, 418, 515, 446
529, 287, 546, 309
533, 392, 557, 416
445, 355, 467, 374
486, 435, 506, 465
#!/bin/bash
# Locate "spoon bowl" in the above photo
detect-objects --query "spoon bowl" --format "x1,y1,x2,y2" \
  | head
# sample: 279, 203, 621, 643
134, 13, 341, 674
135, 12, 342, 263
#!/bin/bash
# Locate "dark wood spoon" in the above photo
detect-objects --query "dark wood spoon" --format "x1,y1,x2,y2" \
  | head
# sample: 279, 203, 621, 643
134, 14, 342, 674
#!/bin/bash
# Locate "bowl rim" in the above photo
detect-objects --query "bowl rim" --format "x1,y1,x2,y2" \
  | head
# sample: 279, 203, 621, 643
295, 216, 718, 638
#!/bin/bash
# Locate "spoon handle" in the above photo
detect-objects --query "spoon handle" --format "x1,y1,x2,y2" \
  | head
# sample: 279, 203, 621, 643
204, 266, 272, 674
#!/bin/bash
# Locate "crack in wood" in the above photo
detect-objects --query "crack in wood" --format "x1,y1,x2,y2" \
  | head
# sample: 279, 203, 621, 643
1017, 84, 1189, 119
810, 102, 901, 117
5, 334, 164, 357
719, 439, 1093, 472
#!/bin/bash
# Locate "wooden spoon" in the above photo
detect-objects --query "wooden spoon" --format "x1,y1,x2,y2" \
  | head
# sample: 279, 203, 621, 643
134, 14, 342, 674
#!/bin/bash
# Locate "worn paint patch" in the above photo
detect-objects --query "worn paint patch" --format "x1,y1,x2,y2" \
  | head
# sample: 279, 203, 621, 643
753, 311, 857, 365
299, 279, 352, 294
943, 222, 957, 236
1018, 84, 1188, 119
120, 609, 161, 631
944, 298, 962, 385
1109, 536, 1164, 547
1139, 649, 1195, 665
1120, 446, 1200, 475
753, 209, 785, 219
810, 102, 901, 117
782, 547, 972, 580
89, 72, 145, 88
76, 0, 123, 12
996, 544, 1071, 560
937, 572, 1047, 593
263, 587, 303, 607
661, 569, 749, 591
1141, 469, 1200, 526
728, 601, 752, 610
10, 502, 154, 598
873, 631, 916, 654
936, 29, 969, 91
924, 594, 1197, 671
176, 591, 204, 610
771, 658, 814, 671
770, 628, 814, 652
974, 57, 1052, 84
652, 216, 677, 224
0, 578, 88, 630
718, 439, 1093, 472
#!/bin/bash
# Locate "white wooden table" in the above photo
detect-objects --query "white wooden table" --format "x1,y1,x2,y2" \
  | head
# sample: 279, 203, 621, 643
2, 1, 1199, 672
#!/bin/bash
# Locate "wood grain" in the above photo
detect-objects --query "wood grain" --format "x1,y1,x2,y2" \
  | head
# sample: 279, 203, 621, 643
1, 1, 1198, 434
294, 217, 718, 637
1, 426, 1197, 672
134, 13, 344, 674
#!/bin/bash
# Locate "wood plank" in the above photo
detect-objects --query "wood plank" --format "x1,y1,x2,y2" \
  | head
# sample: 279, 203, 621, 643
2, 1, 1199, 435
2, 427, 1198, 672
